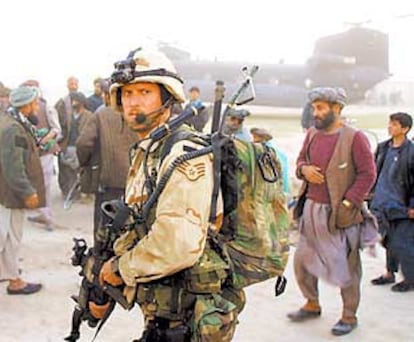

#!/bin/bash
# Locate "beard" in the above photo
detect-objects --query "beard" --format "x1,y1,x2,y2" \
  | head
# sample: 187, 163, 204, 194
27, 112, 39, 125
314, 110, 336, 130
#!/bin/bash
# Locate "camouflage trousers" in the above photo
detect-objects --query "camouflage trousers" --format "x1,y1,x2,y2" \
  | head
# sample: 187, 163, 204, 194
136, 283, 245, 342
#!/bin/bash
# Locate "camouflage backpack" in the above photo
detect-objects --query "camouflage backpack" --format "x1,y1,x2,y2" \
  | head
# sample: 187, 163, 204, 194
153, 130, 290, 290
140, 129, 290, 292
216, 138, 290, 289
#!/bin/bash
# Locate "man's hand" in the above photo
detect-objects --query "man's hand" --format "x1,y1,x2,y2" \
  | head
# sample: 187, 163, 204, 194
39, 131, 56, 145
99, 258, 123, 287
408, 208, 414, 219
24, 193, 39, 209
89, 301, 111, 320
39, 131, 59, 152
301, 165, 325, 184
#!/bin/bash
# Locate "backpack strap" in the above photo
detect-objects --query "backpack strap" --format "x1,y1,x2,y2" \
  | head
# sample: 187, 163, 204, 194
159, 128, 207, 164
147, 128, 208, 192
140, 128, 211, 221
140, 128, 199, 197
141, 145, 213, 221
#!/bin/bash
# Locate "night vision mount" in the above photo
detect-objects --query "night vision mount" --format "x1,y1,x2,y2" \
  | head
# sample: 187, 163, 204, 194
110, 48, 141, 84
110, 47, 184, 85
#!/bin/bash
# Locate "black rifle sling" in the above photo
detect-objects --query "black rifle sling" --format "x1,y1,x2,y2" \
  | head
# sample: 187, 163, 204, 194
208, 134, 222, 224
211, 81, 225, 134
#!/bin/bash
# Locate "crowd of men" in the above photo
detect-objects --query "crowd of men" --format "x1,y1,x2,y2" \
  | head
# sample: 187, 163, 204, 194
0, 47, 413, 341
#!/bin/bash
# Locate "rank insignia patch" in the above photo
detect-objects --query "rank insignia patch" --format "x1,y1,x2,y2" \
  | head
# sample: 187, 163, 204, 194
177, 161, 206, 181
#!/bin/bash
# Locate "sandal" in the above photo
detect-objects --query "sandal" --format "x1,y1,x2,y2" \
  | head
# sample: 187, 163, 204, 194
371, 275, 395, 285
391, 281, 414, 292
7, 282, 42, 295
287, 308, 321, 322
331, 319, 358, 336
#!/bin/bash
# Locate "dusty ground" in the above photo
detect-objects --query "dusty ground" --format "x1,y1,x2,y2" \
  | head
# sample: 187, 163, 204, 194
1, 119, 414, 342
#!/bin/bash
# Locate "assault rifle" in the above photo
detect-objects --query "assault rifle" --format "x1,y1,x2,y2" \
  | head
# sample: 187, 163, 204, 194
64, 200, 132, 341
64, 104, 203, 342
64, 64, 263, 341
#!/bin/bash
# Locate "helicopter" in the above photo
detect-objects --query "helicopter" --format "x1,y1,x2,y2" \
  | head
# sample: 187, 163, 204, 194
159, 26, 390, 107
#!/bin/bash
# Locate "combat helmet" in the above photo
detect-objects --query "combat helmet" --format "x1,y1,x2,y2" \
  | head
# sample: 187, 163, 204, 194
110, 47, 185, 113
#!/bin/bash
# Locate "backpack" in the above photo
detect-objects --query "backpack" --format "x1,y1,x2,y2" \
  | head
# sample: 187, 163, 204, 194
142, 129, 290, 290
217, 138, 290, 289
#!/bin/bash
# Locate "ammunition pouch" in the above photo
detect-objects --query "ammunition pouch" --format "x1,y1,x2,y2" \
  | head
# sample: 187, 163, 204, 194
136, 240, 231, 323
137, 279, 196, 321
182, 241, 229, 294
136, 287, 238, 342
191, 293, 238, 342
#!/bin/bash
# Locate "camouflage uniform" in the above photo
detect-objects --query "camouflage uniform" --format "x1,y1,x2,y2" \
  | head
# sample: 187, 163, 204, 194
107, 48, 243, 341
113, 132, 241, 341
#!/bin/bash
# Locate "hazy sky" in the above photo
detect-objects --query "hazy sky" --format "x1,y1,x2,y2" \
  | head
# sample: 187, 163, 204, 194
1, 0, 414, 101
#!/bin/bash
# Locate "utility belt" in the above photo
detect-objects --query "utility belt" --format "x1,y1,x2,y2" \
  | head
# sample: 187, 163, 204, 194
134, 240, 238, 342
136, 240, 229, 320
113, 219, 240, 341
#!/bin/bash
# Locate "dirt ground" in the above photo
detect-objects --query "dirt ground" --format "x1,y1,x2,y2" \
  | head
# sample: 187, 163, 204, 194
1, 129, 414, 342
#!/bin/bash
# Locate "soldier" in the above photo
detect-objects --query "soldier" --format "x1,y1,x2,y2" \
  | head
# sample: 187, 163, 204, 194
0, 86, 44, 294
77, 79, 137, 233
94, 48, 241, 341
289, 87, 377, 336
